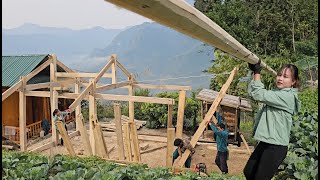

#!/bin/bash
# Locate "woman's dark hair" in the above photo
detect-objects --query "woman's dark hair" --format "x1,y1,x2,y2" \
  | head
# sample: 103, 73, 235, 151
53, 109, 60, 116
174, 138, 183, 146
277, 64, 300, 88
218, 123, 225, 130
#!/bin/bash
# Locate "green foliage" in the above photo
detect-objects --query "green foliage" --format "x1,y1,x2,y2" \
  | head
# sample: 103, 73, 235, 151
2, 151, 245, 179
134, 88, 151, 120
298, 88, 318, 113
275, 112, 318, 180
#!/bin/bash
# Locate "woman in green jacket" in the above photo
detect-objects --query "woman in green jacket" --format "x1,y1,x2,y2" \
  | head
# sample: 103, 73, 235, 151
243, 61, 301, 180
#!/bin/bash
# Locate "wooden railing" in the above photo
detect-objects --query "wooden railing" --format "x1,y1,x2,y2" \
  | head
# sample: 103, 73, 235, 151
3, 116, 75, 144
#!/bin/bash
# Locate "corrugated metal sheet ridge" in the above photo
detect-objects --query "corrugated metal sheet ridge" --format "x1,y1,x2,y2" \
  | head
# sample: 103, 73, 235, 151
2, 55, 48, 86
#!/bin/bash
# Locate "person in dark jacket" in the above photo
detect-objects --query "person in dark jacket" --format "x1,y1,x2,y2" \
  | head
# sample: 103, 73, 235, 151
41, 118, 50, 136
209, 122, 229, 174
172, 138, 195, 168
243, 62, 301, 180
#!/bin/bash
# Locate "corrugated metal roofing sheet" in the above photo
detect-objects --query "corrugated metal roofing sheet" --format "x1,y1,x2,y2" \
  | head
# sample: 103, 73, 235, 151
2, 54, 48, 87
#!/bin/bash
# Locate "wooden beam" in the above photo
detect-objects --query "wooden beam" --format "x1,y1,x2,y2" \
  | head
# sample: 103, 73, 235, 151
167, 104, 173, 128
56, 72, 112, 78
123, 122, 132, 161
25, 82, 60, 91
29, 142, 54, 152
140, 144, 167, 154
2, 80, 22, 101
101, 158, 144, 165
112, 56, 117, 84
115, 59, 132, 78
104, 0, 276, 75
94, 56, 114, 83
78, 114, 93, 155
75, 79, 81, 132
19, 77, 27, 151
95, 94, 174, 105
89, 82, 97, 155
50, 55, 59, 145
129, 121, 141, 162
128, 74, 134, 122
177, 67, 238, 167
176, 90, 186, 138
132, 83, 192, 91
166, 128, 175, 167
114, 103, 125, 160
25, 58, 52, 81
239, 132, 252, 155
95, 81, 131, 93
69, 83, 93, 111
93, 123, 109, 158
56, 121, 76, 156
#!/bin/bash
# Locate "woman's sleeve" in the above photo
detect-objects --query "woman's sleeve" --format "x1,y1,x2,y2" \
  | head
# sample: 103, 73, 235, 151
248, 80, 291, 110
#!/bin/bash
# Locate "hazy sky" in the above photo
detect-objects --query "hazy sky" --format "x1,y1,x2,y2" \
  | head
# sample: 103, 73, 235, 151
2, 0, 152, 30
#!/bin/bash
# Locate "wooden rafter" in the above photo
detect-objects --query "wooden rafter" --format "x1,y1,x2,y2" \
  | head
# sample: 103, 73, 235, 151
2, 80, 22, 101
132, 83, 191, 91
177, 67, 238, 167
56, 72, 112, 78
95, 81, 131, 93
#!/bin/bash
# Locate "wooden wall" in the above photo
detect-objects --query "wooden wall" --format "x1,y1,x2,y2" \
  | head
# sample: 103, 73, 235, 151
2, 88, 19, 127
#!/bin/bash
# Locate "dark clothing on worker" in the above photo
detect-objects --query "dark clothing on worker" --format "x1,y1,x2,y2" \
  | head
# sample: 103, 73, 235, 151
172, 138, 195, 168
41, 119, 50, 136
210, 123, 229, 174
243, 141, 288, 180
213, 112, 225, 141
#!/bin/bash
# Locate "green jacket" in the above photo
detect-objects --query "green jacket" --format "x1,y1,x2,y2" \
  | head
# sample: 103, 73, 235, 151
248, 80, 301, 146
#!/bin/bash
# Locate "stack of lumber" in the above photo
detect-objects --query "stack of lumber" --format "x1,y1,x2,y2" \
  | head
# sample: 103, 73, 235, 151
100, 115, 146, 132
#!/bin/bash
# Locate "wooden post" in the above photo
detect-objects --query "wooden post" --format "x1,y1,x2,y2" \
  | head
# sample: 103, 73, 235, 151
166, 128, 175, 167
114, 103, 125, 160
19, 76, 27, 151
177, 67, 238, 167
93, 123, 109, 158
78, 114, 92, 155
167, 104, 173, 128
112, 56, 117, 84
75, 78, 81, 132
128, 74, 134, 122
50, 55, 59, 145
129, 121, 141, 162
89, 79, 97, 155
201, 101, 205, 139
176, 90, 186, 138
56, 121, 76, 156
239, 132, 252, 155
123, 122, 132, 161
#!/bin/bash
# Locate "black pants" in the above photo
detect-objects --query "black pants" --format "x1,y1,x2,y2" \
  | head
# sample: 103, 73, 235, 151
243, 141, 288, 180
215, 151, 228, 174
60, 125, 68, 145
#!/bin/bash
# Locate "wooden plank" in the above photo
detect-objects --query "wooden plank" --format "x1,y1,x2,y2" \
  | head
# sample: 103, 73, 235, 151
166, 128, 175, 167
95, 81, 131, 93
123, 122, 132, 161
69, 83, 93, 111
25, 58, 52, 81
94, 56, 114, 83
101, 158, 144, 165
75, 80, 81, 132
138, 135, 167, 143
2, 145, 14, 150
140, 144, 167, 154
129, 121, 141, 162
132, 83, 192, 91
2, 80, 22, 101
104, 0, 276, 75
25, 82, 60, 91
167, 104, 173, 128
56, 121, 76, 156
77, 114, 93, 155
99, 123, 110, 158
176, 90, 186, 138
89, 84, 97, 155
95, 94, 174, 105
19, 77, 27, 151
29, 142, 54, 152
56, 72, 112, 78
177, 67, 238, 167
93, 123, 109, 158
115, 59, 131, 78
240, 133, 252, 155
128, 74, 134, 122
114, 103, 125, 160
112, 56, 117, 84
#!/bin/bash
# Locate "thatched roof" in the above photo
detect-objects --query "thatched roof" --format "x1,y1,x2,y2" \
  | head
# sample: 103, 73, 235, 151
196, 89, 252, 111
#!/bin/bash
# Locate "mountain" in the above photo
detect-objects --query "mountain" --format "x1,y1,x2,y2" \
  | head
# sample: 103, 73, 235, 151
83, 22, 214, 90
2, 23, 122, 58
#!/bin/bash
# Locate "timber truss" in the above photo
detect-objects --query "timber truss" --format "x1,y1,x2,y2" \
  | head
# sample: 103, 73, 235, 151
2, 53, 239, 168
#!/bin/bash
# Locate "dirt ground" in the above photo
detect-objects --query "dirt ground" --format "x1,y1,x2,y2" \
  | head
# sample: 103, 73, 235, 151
28, 125, 251, 175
